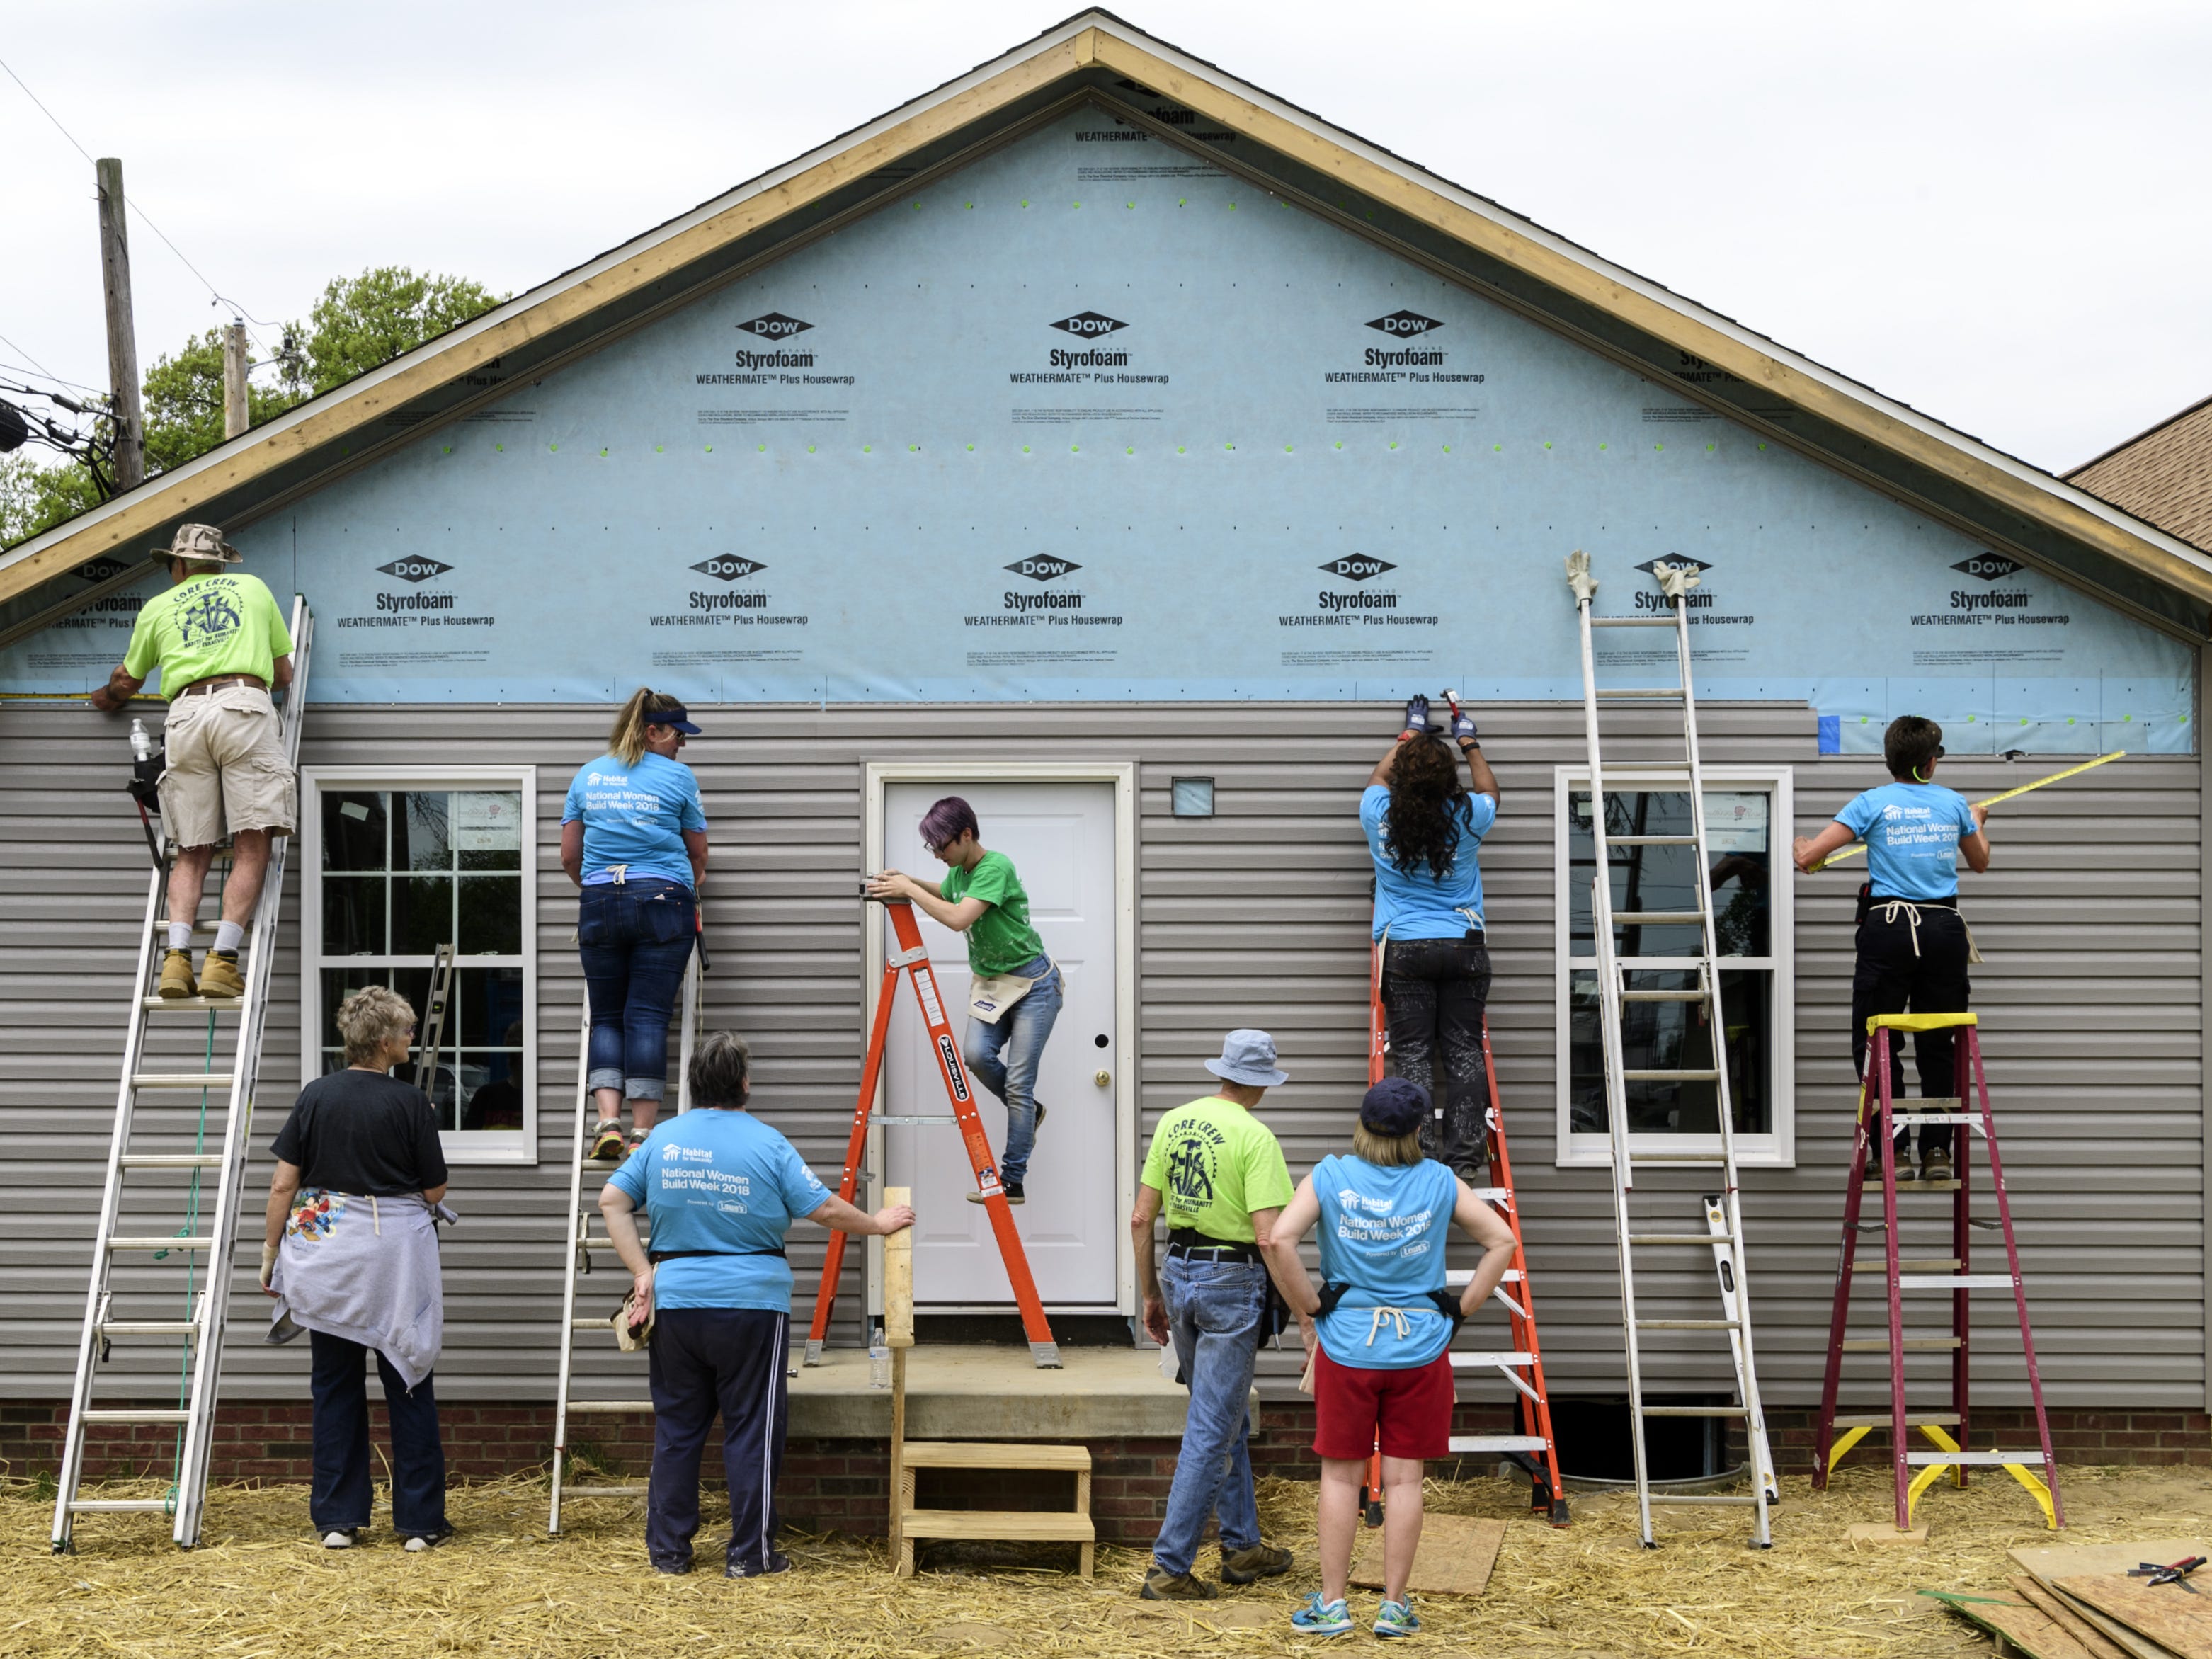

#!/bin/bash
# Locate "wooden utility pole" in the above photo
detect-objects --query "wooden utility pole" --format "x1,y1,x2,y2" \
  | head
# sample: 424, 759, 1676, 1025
222, 321, 249, 439
95, 157, 145, 490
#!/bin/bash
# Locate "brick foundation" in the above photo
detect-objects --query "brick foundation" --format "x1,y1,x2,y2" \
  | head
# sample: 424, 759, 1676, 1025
8, 1400, 2203, 1544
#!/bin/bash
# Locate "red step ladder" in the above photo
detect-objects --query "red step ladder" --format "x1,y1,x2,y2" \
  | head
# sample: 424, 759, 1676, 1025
1362, 946, 1570, 1524
804, 898, 1059, 1369
1812, 1013, 2060, 1530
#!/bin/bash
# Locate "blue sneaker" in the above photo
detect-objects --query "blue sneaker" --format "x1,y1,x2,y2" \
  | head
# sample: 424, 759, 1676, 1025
1291, 1592, 1354, 1636
1376, 1597, 1421, 1637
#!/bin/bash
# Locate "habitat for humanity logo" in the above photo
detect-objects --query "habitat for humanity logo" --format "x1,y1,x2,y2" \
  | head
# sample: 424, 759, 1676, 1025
1318, 555, 1396, 582
1952, 554, 2024, 581
1632, 556, 1714, 612
378, 557, 453, 583
692, 556, 768, 581
1046, 312, 1129, 370
733, 312, 815, 371
1005, 557, 1080, 582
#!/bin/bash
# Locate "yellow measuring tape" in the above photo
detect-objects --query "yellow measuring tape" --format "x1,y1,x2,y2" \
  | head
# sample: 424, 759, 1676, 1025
1808, 751, 2126, 872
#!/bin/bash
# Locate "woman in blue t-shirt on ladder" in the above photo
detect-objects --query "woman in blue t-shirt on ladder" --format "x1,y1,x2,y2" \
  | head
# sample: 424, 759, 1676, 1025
561, 688, 709, 1163
1360, 695, 1502, 1182
1794, 715, 1990, 1180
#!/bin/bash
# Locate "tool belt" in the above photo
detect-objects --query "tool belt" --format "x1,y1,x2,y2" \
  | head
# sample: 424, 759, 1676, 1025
1167, 1228, 1260, 1263
648, 1245, 788, 1263
968, 959, 1053, 1025
1316, 1279, 1464, 1332
175, 673, 267, 697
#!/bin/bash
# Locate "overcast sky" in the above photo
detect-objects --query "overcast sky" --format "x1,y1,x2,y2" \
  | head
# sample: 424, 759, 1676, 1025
3, 0, 2206, 474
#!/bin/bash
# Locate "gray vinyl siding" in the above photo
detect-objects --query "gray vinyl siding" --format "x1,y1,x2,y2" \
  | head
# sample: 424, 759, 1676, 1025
4, 700, 2201, 1411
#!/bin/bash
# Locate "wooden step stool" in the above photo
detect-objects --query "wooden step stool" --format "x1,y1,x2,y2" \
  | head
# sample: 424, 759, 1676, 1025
882, 1187, 1095, 1578
894, 1441, 1095, 1579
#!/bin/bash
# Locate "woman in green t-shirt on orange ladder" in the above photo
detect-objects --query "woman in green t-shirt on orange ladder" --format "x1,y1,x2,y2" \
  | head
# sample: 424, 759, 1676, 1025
866, 797, 1062, 1204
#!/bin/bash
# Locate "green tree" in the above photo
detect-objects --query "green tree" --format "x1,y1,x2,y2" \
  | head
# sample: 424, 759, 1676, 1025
1, 265, 504, 549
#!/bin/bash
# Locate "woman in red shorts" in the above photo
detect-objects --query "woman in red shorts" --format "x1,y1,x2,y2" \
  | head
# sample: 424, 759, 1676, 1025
1262, 1078, 1515, 1637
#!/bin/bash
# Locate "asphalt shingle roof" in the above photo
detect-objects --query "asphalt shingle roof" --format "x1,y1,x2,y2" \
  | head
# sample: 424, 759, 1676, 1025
2068, 394, 2212, 552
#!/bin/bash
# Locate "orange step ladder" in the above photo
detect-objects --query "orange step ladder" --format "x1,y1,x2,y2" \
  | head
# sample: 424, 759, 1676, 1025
1362, 945, 1570, 1524
805, 896, 1059, 1369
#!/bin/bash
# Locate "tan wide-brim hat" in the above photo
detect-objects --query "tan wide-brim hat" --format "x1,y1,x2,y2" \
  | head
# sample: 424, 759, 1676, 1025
149, 523, 241, 565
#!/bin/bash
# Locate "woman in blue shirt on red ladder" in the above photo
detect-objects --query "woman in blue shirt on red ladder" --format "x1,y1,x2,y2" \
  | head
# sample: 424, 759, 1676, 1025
1794, 715, 1990, 1180
561, 688, 709, 1163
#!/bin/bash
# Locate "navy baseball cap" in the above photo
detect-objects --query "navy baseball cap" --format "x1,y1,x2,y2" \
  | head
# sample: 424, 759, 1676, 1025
1361, 1077, 1430, 1137
645, 704, 702, 734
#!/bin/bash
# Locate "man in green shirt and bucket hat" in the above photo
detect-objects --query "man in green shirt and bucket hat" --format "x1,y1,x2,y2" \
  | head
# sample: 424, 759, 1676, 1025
1130, 1028, 1299, 1600
91, 523, 296, 1001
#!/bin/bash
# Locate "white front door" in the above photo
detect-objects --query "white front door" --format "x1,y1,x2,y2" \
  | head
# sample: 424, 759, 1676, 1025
882, 780, 1118, 1307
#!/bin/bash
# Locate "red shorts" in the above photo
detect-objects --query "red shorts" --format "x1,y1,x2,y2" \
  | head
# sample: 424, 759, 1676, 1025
1311, 1345, 1454, 1461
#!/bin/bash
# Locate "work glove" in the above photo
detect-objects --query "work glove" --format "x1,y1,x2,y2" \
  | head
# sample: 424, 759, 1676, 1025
259, 1241, 280, 1293
1399, 695, 1431, 737
1451, 709, 1479, 744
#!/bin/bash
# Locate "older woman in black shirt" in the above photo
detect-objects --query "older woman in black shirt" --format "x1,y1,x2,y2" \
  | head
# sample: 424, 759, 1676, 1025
261, 984, 452, 1550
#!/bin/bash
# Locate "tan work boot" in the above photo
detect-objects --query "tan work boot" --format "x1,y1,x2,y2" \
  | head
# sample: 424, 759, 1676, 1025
1220, 1541, 1293, 1584
198, 952, 246, 1000
1141, 1565, 1218, 1600
157, 949, 197, 999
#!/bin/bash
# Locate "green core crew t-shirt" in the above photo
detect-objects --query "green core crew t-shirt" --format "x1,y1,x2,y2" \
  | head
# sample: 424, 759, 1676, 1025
1140, 1095, 1295, 1245
1834, 782, 1979, 901
942, 850, 1047, 977
122, 570, 293, 695
562, 752, 707, 889
605, 1108, 828, 1312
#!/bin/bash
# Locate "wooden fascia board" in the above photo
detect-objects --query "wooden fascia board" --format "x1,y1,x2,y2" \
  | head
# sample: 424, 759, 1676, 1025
0, 30, 1101, 610
1085, 32, 2212, 612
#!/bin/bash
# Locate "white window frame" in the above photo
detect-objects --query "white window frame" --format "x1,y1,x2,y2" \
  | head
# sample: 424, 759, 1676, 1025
300, 764, 539, 1167
1553, 763, 1796, 1169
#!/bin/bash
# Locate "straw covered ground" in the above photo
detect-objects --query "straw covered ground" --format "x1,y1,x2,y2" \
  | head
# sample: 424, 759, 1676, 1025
6, 1461, 2210, 1657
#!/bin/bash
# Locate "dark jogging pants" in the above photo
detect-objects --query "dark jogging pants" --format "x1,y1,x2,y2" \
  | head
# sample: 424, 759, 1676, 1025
1381, 932, 1493, 1179
645, 1308, 789, 1574
1848, 901, 1971, 1160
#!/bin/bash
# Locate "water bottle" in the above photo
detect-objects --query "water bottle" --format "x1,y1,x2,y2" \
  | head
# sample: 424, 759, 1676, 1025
130, 718, 153, 763
868, 1340, 892, 1389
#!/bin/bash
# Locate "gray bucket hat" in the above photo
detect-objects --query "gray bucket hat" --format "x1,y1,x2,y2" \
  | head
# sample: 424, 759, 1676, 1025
149, 523, 241, 565
1204, 1028, 1288, 1089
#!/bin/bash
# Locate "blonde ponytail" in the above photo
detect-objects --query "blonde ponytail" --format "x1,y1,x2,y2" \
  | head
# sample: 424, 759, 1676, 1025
609, 688, 683, 766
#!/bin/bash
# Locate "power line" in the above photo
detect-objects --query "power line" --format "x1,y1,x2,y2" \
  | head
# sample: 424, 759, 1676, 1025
0, 330, 70, 387
0, 52, 274, 350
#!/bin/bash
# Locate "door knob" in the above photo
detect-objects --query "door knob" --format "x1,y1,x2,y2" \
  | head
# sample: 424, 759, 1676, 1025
1094, 1069, 1112, 1088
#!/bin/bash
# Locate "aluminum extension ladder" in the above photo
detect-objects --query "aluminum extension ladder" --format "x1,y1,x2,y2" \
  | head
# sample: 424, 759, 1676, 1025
1362, 947, 1570, 1524
52, 597, 315, 1553
547, 937, 705, 1534
1567, 552, 1777, 1549
804, 896, 1059, 1369
1813, 1013, 2061, 1531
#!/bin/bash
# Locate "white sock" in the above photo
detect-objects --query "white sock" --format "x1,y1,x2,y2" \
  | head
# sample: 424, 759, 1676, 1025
213, 921, 245, 954
168, 923, 193, 952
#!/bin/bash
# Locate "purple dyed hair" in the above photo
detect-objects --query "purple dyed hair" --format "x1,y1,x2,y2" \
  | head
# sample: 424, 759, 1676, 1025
918, 795, 979, 853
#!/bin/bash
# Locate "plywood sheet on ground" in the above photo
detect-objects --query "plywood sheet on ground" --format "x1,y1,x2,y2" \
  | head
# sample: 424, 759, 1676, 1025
2012, 1575, 2133, 1659
2058, 1574, 2212, 1659
1923, 1587, 2102, 1659
2012, 1541, 2211, 1583
1349, 1513, 1505, 1597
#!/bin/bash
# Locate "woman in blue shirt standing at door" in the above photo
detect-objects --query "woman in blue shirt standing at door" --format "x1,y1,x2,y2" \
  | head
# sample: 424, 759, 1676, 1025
1360, 695, 1502, 1181
1794, 715, 1990, 1180
561, 688, 709, 1162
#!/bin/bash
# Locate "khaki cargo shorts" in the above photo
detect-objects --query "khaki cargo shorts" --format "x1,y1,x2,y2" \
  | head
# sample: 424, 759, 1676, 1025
157, 683, 296, 849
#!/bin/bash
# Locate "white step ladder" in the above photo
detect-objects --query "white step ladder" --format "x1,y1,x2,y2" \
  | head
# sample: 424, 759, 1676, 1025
52, 598, 315, 1553
547, 942, 705, 1534
1567, 552, 1776, 1549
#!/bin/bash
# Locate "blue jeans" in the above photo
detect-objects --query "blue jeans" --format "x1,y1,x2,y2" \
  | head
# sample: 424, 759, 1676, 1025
578, 878, 696, 1100
646, 1308, 789, 1573
959, 954, 1061, 1189
307, 1328, 446, 1537
1153, 1256, 1266, 1575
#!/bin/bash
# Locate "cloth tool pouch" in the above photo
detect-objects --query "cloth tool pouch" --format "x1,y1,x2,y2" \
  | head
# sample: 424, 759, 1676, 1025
967, 961, 1049, 1025
1859, 880, 1982, 966
1317, 1279, 1463, 1336
613, 1290, 654, 1351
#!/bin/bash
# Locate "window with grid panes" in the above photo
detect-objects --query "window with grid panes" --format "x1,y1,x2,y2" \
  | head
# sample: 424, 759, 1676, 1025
312, 779, 533, 1153
1554, 768, 1794, 1166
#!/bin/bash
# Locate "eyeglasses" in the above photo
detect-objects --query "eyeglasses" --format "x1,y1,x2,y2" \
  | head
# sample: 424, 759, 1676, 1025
406, 1025, 418, 1037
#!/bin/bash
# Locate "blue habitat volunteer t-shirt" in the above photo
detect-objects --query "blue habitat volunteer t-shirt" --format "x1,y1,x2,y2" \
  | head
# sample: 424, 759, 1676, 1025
1313, 1153, 1460, 1369
606, 1109, 828, 1312
1835, 782, 1980, 901
1361, 784, 1497, 940
561, 752, 706, 887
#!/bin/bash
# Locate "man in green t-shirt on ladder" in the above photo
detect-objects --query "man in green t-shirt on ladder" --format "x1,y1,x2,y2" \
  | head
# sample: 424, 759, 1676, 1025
866, 797, 1062, 1204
